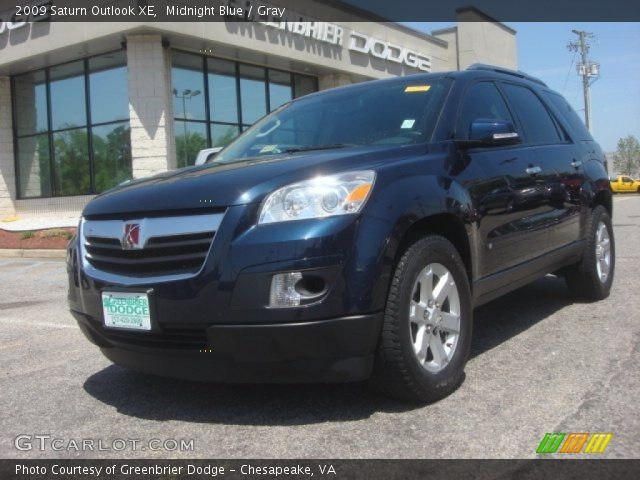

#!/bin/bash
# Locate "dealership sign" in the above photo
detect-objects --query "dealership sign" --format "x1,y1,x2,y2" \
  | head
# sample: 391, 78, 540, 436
261, 21, 432, 72
0, 18, 30, 35
0, 0, 50, 35
229, 0, 433, 72
0, 21, 26, 34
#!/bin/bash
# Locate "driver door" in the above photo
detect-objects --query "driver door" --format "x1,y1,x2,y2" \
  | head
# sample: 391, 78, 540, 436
454, 81, 551, 278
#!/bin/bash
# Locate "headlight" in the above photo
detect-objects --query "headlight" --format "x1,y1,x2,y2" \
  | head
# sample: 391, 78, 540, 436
258, 171, 376, 224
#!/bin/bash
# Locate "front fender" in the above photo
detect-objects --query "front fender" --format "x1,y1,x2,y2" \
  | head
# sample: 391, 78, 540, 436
358, 173, 475, 311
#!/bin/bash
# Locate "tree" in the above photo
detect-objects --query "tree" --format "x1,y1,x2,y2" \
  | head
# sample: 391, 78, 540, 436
613, 135, 640, 176
92, 124, 132, 192
175, 130, 207, 168
53, 128, 90, 195
213, 126, 240, 148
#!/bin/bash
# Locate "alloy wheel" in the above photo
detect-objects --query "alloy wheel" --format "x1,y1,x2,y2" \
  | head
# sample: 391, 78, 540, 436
409, 263, 461, 373
595, 221, 611, 283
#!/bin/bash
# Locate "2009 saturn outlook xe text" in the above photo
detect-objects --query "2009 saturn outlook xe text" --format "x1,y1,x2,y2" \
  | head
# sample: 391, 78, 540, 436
68, 65, 614, 403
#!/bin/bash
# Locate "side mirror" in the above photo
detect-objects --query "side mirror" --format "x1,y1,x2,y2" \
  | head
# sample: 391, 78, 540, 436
457, 119, 521, 148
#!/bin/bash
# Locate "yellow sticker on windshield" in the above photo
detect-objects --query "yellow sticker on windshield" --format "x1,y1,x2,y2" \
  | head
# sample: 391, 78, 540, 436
404, 85, 431, 93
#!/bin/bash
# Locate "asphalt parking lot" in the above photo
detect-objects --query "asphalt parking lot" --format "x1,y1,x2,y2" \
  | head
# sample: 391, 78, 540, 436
0, 195, 638, 459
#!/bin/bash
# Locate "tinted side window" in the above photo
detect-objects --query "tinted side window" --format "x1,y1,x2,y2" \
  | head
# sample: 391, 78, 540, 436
544, 91, 593, 141
456, 82, 514, 140
501, 84, 562, 145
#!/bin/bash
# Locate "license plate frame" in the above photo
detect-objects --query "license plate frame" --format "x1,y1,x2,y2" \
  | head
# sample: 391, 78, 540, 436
102, 291, 152, 331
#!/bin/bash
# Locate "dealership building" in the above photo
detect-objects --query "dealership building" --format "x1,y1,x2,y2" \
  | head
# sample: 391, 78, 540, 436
0, 3, 517, 223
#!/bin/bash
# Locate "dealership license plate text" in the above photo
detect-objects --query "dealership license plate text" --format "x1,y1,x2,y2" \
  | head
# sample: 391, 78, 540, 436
102, 292, 151, 331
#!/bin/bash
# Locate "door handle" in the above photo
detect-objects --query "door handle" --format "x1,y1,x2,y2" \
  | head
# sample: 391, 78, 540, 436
571, 160, 582, 168
526, 166, 542, 175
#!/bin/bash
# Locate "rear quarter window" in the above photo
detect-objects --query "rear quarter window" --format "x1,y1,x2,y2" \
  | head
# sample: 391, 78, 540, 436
543, 91, 593, 141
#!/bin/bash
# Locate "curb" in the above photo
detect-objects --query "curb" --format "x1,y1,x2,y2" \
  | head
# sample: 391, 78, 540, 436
0, 249, 66, 259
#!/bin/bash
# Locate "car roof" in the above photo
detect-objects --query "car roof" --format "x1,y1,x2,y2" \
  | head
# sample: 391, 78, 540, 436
464, 64, 547, 86
294, 64, 549, 104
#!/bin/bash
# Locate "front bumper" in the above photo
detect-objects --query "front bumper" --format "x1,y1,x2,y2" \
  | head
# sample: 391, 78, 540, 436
68, 204, 394, 382
72, 310, 382, 382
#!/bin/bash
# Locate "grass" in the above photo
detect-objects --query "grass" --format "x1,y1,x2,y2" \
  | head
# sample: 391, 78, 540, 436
17, 228, 74, 241
41, 228, 74, 240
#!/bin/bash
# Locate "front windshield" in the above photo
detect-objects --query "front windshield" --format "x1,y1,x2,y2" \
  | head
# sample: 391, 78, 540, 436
212, 77, 452, 164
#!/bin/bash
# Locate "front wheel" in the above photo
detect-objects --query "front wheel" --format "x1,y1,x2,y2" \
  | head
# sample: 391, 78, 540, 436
564, 205, 615, 300
371, 235, 472, 404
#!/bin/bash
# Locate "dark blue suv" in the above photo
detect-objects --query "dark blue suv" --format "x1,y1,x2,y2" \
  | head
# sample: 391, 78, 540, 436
67, 65, 614, 403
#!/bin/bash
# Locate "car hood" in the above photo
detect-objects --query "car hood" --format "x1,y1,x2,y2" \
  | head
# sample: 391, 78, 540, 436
82, 144, 425, 217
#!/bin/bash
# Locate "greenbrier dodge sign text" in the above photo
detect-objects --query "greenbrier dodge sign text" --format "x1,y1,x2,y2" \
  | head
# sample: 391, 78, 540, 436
103, 297, 149, 316
102, 293, 150, 329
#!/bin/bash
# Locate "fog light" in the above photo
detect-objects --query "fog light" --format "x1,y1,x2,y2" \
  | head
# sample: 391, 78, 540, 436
269, 272, 303, 307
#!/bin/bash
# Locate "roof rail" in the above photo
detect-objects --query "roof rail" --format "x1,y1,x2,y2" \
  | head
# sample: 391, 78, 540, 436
466, 63, 548, 87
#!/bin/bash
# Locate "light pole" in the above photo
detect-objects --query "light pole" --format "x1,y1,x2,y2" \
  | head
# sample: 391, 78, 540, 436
172, 88, 201, 166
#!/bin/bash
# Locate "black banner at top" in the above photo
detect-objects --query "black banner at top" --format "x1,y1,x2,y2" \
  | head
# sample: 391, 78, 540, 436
0, 0, 639, 23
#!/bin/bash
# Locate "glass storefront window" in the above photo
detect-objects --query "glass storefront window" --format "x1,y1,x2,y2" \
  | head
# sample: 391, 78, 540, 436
172, 52, 206, 121
49, 61, 86, 131
294, 74, 318, 99
174, 121, 208, 168
269, 70, 292, 111
171, 51, 317, 163
210, 123, 240, 148
89, 51, 129, 125
12, 50, 131, 198
92, 122, 132, 192
53, 128, 90, 196
239, 64, 267, 124
208, 58, 238, 124
17, 134, 51, 198
14, 51, 317, 198
14, 70, 48, 137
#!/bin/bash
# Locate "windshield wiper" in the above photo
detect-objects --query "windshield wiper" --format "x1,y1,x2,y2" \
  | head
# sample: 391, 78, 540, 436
282, 143, 357, 154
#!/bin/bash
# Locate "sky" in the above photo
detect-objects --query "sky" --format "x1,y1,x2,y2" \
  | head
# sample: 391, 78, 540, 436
406, 22, 640, 152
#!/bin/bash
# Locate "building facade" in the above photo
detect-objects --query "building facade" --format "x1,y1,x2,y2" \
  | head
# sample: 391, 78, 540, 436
0, 4, 517, 221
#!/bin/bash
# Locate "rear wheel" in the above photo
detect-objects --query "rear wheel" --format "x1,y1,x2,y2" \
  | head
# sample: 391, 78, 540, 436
371, 235, 472, 404
564, 205, 614, 300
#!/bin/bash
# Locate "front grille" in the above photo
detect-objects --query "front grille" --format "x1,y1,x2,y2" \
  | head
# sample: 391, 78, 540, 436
81, 212, 225, 279
85, 232, 214, 276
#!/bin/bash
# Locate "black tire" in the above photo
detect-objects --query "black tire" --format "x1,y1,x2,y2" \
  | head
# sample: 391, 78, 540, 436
370, 235, 472, 404
564, 205, 615, 300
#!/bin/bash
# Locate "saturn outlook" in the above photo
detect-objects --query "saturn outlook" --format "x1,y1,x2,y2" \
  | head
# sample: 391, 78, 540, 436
67, 65, 614, 403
